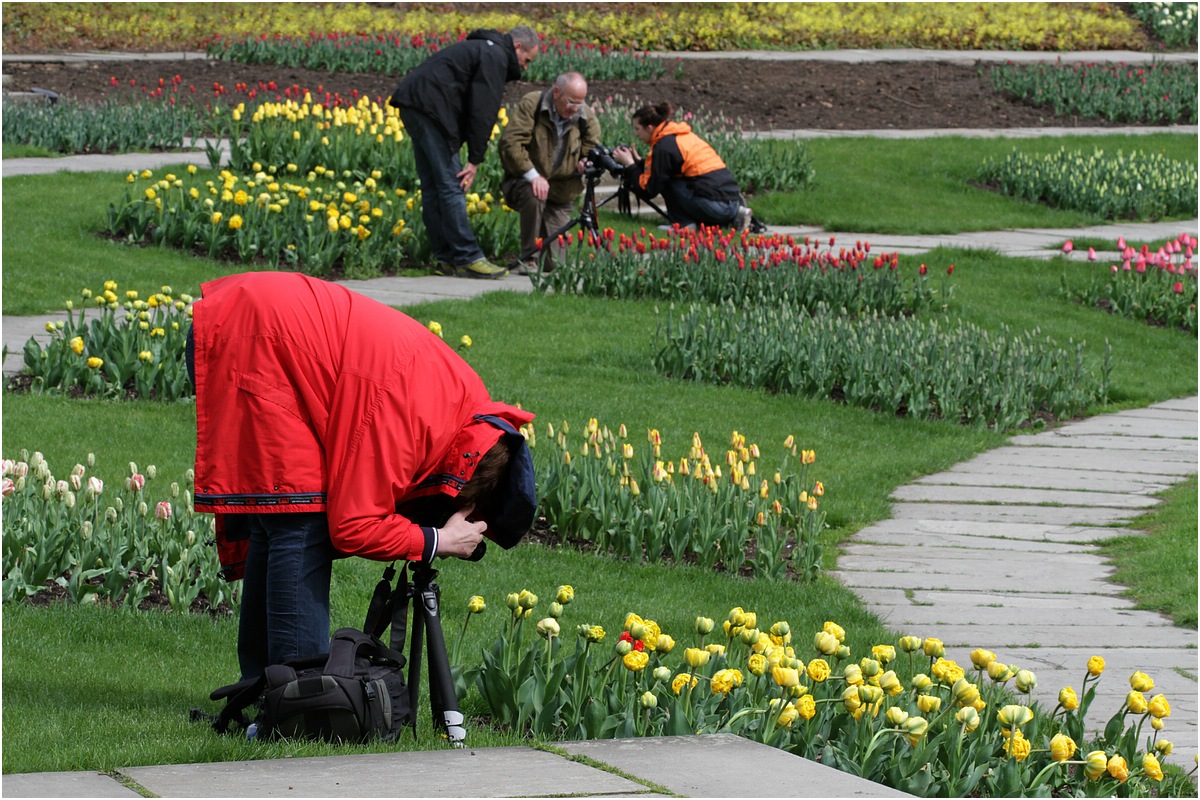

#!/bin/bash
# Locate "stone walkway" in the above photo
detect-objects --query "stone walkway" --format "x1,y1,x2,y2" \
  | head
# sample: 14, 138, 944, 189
2, 47, 1197, 798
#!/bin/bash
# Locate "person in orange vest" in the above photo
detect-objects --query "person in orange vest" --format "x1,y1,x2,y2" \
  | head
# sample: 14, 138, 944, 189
612, 101, 751, 232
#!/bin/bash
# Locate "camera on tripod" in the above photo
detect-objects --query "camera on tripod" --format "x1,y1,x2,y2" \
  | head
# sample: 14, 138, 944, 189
584, 144, 627, 180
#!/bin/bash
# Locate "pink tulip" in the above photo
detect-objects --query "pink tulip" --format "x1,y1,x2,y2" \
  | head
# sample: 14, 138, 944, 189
1173, 282, 1184, 294
1117, 236, 1126, 250
1110, 264, 1119, 273
1, 478, 13, 497
126, 473, 146, 492
1087, 247, 1097, 261
155, 501, 172, 521
1123, 260, 1132, 271
1062, 241, 1074, 254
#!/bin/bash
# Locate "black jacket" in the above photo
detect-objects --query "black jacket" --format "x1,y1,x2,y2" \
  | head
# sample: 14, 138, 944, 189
389, 29, 523, 166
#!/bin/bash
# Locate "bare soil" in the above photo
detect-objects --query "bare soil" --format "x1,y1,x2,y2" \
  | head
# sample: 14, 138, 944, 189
3, 57, 1139, 131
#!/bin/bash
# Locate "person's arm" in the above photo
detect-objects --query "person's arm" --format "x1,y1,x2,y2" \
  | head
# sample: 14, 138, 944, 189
464, 46, 509, 168
642, 136, 682, 199
499, 93, 548, 199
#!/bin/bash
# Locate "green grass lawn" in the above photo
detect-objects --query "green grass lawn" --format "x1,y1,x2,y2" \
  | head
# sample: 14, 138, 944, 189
2, 140, 1196, 775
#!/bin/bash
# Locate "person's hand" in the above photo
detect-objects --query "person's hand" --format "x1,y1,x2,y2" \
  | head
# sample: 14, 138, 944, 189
437, 505, 486, 559
575, 158, 589, 175
612, 145, 636, 167
458, 163, 479, 191
529, 175, 549, 201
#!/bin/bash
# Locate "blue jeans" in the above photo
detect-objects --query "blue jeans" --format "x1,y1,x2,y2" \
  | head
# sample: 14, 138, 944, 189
661, 180, 739, 228
237, 513, 335, 680
398, 107, 485, 267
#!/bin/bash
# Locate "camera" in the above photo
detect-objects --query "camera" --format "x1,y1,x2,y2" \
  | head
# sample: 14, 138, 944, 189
585, 144, 626, 179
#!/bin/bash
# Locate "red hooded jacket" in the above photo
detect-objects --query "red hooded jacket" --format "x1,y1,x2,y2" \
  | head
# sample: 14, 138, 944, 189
191, 272, 533, 564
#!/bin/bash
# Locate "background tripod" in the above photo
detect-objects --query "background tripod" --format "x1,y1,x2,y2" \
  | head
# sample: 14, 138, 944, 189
365, 561, 466, 747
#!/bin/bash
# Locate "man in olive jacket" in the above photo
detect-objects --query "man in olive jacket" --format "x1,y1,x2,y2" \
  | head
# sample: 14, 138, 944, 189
499, 71, 601, 273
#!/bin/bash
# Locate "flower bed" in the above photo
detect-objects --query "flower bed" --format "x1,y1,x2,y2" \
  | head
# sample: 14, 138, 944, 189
986, 60, 1197, 125
535, 229, 947, 318
457, 588, 1186, 796
206, 32, 677, 82
528, 422, 826, 581
1062, 232, 1198, 333
654, 301, 1110, 431
13, 282, 193, 401
1, 453, 232, 613
979, 146, 1198, 220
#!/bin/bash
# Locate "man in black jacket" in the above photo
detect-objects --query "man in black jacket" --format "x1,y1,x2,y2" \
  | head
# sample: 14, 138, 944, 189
390, 27, 540, 279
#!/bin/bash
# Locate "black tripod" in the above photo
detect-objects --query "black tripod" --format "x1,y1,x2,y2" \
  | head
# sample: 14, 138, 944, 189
365, 561, 466, 747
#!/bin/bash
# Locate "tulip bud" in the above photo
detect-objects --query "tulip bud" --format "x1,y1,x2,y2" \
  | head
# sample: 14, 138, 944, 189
987, 661, 1013, 683
886, 707, 909, 726
555, 585, 574, 605
1086, 655, 1105, 676
814, 630, 839, 655
615, 639, 632, 656
536, 617, 560, 639
969, 648, 996, 670
917, 694, 942, 714
517, 589, 537, 609
653, 666, 671, 683
955, 706, 980, 733
467, 596, 486, 614
878, 670, 903, 696
1014, 669, 1037, 693
747, 653, 766, 676
952, 678, 980, 706
843, 664, 863, 686
548, 601, 564, 618
997, 704, 1034, 729
1126, 690, 1149, 715
911, 673, 933, 692
1058, 686, 1078, 711
656, 633, 675, 654
695, 616, 714, 635
684, 647, 709, 668
858, 684, 883, 704
640, 691, 657, 709
902, 716, 928, 741
1083, 750, 1108, 781
1155, 739, 1173, 756
505, 592, 520, 610
898, 635, 923, 653
836, 645, 850, 660
1129, 670, 1154, 693
1148, 693, 1170, 718
922, 638, 944, 658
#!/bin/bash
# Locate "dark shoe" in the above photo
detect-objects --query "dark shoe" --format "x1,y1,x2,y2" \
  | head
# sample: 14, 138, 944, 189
434, 260, 454, 276
456, 259, 508, 280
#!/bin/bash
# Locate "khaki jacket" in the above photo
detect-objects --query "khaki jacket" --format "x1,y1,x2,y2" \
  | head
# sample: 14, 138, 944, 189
500, 89, 602, 205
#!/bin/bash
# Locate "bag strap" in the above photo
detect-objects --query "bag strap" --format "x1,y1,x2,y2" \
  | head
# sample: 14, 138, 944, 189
324, 628, 406, 679
207, 674, 265, 734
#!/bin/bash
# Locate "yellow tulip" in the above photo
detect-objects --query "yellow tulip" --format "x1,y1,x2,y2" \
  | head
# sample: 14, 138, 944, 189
806, 658, 830, 683
886, 707, 909, 726
955, 706, 980, 733
671, 673, 698, 695
1058, 686, 1078, 711
1107, 754, 1129, 783
969, 648, 996, 670
622, 651, 648, 672
795, 694, 816, 720
1142, 753, 1164, 782
1087, 655, 1105, 676
684, 647, 710, 669
897, 635, 923, 653
923, 637, 944, 658
1129, 670, 1154, 693
917, 694, 941, 714
1005, 730, 1031, 761
1049, 733, 1077, 762
1148, 693, 1171, 719
1083, 750, 1108, 781
996, 704, 1034, 729
69, 336, 84, 355
1126, 690, 1148, 715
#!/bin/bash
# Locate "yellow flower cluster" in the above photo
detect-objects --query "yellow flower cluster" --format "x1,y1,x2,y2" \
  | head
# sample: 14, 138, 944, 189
6, 3, 1148, 53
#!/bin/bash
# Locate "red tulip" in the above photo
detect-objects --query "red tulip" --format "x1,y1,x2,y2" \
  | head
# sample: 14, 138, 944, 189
1173, 282, 1184, 294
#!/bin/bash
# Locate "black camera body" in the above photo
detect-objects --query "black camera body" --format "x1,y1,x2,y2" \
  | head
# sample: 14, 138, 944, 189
585, 144, 626, 179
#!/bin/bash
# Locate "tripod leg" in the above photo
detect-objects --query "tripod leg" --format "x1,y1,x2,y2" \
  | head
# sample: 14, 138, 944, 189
416, 580, 467, 747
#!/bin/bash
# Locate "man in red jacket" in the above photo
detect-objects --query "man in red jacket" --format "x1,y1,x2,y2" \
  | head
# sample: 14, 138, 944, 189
189, 272, 536, 680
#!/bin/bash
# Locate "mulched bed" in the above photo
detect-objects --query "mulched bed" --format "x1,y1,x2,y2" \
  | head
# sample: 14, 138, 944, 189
3, 57, 1143, 131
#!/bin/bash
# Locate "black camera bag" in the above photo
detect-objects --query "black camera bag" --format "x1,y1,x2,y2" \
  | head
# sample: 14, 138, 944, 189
207, 628, 411, 743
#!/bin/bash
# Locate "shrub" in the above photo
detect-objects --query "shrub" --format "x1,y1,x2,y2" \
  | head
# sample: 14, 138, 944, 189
978, 146, 1197, 220
986, 60, 1197, 124
653, 301, 1111, 431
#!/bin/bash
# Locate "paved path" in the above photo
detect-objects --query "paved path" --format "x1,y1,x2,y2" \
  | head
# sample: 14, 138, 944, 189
2, 47, 1197, 797
830, 397, 1199, 760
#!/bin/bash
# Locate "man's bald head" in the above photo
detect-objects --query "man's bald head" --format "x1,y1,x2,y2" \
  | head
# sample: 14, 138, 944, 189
552, 71, 588, 119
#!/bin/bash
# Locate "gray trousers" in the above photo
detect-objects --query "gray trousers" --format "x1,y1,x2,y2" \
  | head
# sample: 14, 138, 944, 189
501, 176, 575, 270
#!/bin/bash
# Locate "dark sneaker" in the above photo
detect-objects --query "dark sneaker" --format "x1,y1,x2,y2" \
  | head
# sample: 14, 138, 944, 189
456, 259, 509, 280
733, 205, 753, 234
434, 260, 455, 276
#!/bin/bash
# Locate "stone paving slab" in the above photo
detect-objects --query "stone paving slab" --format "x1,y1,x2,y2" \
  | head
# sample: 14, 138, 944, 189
856, 518, 1131, 544
912, 467, 1173, 494
0, 770, 142, 797
847, 530, 1091, 553
555, 734, 910, 798
1007, 433, 1198, 454
1044, 414, 1198, 438
840, 544, 1106, 570
120, 746, 646, 798
829, 568, 1123, 596
890, 484, 1160, 508
881, 623, 1198, 650
852, 597, 1178, 628
888, 502, 1140, 525
855, 587, 1145, 612
951, 447, 1199, 475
